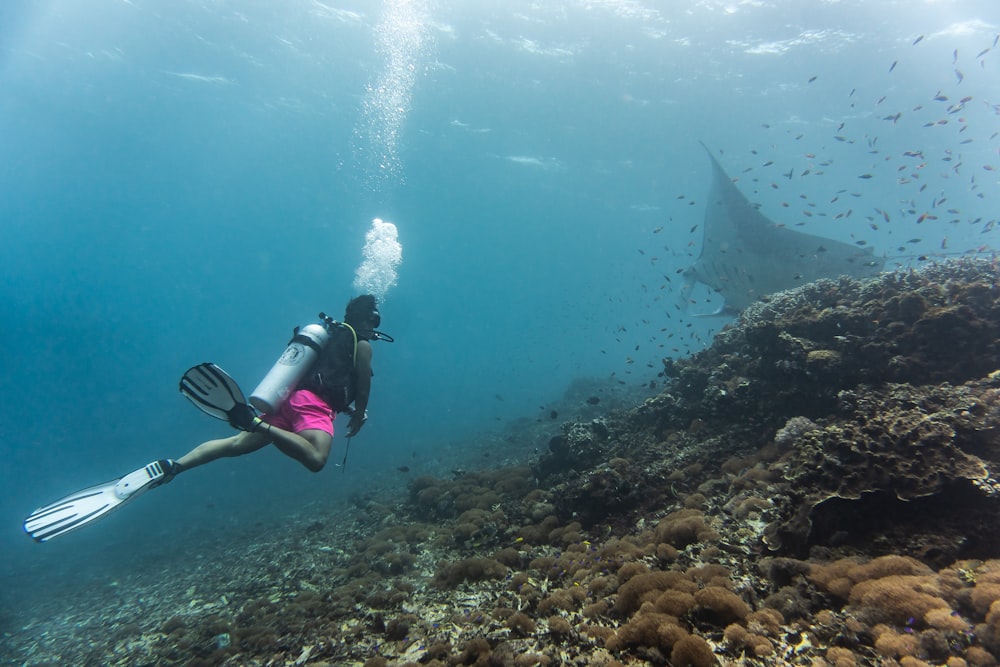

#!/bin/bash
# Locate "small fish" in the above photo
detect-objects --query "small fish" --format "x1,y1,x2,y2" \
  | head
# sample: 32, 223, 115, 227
858, 173, 873, 179
913, 35, 924, 45
549, 410, 558, 420
652, 226, 663, 233
889, 60, 898, 72
955, 69, 964, 83
397, 466, 410, 473
977, 48, 991, 59
808, 75, 817, 83
953, 48, 959, 64
586, 396, 601, 405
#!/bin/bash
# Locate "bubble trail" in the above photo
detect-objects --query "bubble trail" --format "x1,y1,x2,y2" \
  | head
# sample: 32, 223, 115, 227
353, 218, 402, 301
354, 0, 430, 192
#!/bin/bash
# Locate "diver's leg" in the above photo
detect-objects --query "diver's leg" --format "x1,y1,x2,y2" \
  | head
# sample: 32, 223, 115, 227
175, 431, 271, 472
266, 427, 333, 472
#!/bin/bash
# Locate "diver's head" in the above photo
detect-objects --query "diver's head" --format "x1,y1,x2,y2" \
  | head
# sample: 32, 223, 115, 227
345, 294, 379, 338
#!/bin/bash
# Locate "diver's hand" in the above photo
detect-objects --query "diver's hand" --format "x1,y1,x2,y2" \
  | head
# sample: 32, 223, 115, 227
347, 410, 368, 437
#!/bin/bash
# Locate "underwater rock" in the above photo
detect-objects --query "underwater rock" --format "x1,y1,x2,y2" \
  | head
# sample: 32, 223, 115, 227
764, 376, 1000, 554
654, 260, 1000, 433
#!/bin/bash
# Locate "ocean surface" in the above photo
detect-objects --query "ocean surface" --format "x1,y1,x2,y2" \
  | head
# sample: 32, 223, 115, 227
1, 0, 998, 654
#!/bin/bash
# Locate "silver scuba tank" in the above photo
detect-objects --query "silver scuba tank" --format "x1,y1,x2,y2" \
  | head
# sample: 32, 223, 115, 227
249, 321, 331, 414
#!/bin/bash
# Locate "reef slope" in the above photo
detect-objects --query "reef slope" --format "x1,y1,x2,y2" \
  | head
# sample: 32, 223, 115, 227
6, 258, 1000, 667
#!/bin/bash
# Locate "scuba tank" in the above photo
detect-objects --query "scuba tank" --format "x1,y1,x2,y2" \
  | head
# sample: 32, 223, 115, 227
249, 314, 335, 414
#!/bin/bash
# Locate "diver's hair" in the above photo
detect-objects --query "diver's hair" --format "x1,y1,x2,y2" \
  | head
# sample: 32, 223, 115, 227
344, 294, 378, 326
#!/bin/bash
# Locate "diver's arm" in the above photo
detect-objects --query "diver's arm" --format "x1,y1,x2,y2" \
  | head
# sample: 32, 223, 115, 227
348, 341, 373, 436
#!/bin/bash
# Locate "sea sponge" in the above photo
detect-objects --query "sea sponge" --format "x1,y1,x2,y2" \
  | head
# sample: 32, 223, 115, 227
507, 612, 537, 637
588, 576, 614, 595
607, 613, 687, 652
745, 608, 783, 637
693, 586, 750, 625
970, 582, 1000, 616
825, 646, 859, 667
848, 575, 950, 625
749, 635, 774, 656
654, 509, 718, 548
809, 558, 864, 600
616, 561, 650, 582
733, 495, 772, 519
615, 571, 697, 617
846, 555, 933, 582
670, 634, 716, 667
654, 590, 696, 617
924, 607, 971, 632
683, 492, 707, 509
873, 624, 920, 659
583, 623, 616, 642
687, 564, 732, 586
583, 600, 609, 618
899, 659, 932, 667
547, 615, 572, 638
656, 543, 680, 562
537, 588, 584, 614
919, 628, 952, 663
433, 557, 507, 587
723, 623, 748, 645
457, 637, 491, 665
508, 572, 530, 591
965, 646, 997, 666
494, 547, 524, 567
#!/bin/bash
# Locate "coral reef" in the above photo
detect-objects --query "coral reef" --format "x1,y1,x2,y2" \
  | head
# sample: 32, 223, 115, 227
8, 258, 1000, 667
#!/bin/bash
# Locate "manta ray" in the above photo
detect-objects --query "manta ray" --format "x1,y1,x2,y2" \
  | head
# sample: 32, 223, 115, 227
683, 144, 885, 313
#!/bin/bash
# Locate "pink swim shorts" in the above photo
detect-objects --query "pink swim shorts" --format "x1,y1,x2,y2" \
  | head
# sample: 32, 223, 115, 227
262, 389, 334, 436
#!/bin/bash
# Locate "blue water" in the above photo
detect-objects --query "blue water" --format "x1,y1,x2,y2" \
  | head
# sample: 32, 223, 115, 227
1, 0, 998, 594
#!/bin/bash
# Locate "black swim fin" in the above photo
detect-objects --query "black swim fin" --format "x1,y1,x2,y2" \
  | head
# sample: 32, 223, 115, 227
179, 362, 256, 428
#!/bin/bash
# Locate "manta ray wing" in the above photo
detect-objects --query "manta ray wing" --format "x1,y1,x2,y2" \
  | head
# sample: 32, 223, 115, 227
686, 144, 885, 312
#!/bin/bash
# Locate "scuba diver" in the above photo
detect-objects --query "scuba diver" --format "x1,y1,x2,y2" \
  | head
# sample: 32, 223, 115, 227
24, 294, 392, 542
